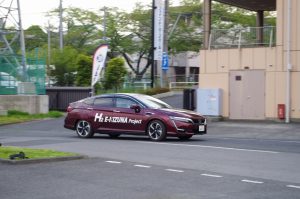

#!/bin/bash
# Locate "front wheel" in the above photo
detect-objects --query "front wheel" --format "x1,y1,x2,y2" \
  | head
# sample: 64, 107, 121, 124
76, 120, 94, 138
147, 120, 166, 141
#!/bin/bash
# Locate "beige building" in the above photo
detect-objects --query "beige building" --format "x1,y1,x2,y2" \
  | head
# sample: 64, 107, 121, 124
199, 0, 300, 122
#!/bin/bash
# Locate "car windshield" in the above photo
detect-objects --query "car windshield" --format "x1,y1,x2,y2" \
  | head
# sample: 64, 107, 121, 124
135, 94, 172, 109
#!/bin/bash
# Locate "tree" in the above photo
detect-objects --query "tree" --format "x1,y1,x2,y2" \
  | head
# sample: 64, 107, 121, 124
109, 4, 153, 79
50, 46, 78, 86
168, 0, 203, 52
75, 54, 92, 86
64, 7, 102, 54
103, 57, 127, 91
24, 25, 48, 52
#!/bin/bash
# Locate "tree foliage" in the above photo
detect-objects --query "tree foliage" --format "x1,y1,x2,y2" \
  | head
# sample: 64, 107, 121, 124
103, 57, 127, 91
75, 54, 92, 86
63, 7, 102, 54
24, 26, 48, 51
169, 0, 202, 52
50, 46, 78, 86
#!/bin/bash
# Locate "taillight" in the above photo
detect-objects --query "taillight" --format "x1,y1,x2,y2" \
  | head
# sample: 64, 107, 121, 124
66, 105, 73, 112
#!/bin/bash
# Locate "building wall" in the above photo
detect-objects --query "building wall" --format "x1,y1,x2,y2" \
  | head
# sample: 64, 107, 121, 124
199, 0, 300, 120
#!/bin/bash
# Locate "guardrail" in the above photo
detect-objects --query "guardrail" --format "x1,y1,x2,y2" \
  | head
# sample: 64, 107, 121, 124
209, 26, 275, 49
123, 81, 152, 90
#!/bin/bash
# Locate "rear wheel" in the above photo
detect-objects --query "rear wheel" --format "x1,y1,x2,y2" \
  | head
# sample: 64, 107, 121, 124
76, 120, 94, 138
147, 120, 166, 141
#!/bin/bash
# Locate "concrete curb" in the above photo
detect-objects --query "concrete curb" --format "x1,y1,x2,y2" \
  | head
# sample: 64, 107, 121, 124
0, 155, 87, 165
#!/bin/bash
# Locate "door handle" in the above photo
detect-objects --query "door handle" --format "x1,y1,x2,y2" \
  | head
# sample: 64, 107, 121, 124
113, 110, 120, 113
87, 108, 93, 110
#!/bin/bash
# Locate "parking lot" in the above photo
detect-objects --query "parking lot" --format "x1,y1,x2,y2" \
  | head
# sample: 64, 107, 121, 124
1, 115, 300, 199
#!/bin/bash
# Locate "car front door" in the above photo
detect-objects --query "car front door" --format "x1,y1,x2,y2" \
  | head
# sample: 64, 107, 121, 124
113, 97, 148, 134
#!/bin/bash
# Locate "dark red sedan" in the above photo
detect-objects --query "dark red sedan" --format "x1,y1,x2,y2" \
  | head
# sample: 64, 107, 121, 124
64, 93, 207, 141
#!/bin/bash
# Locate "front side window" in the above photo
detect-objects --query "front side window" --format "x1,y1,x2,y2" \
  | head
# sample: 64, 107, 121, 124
93, 97, 114, 107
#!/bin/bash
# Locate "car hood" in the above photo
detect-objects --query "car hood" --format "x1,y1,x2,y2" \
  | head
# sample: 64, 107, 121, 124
159, 108, 205, 118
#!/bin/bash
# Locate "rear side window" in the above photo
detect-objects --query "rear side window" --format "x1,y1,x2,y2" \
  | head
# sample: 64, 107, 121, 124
94, 97, 114, 107
82, 98, 94, 105
116, 98, 136, 108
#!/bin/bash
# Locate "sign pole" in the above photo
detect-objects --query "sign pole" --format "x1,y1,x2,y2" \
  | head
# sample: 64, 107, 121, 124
151, 0, 155, 88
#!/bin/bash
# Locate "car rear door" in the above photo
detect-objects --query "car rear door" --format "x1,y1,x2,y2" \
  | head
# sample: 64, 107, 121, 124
89, 97, 115, 132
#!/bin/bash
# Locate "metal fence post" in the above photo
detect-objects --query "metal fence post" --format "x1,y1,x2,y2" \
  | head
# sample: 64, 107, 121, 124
269, 27, 274, 48
238, 30, 242, 49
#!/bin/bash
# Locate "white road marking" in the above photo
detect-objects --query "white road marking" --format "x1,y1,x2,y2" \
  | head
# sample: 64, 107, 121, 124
287, 185, 300, 189
134, 164, 151, 168
165, 169, 184, 173
105, 161, 122, 164
241, 179, 264, 184
201, 173, 223, 178
221, 137, 300, 144
138, 141, 279, 154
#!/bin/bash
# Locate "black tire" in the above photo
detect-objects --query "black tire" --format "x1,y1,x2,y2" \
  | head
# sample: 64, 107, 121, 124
109, 134, 120, 139
178, 135, 193, 140
147, 120, 166, 141
76, 120, 94, 138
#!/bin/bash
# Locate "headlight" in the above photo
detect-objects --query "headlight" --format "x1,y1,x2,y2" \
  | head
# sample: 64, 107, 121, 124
170, 116, 193, 124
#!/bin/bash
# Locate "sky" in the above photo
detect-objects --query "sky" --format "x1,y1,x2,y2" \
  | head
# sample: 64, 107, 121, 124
6, 0, 179, 29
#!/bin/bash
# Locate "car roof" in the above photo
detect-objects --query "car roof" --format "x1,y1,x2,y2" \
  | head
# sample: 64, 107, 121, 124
92, 93, 145, 98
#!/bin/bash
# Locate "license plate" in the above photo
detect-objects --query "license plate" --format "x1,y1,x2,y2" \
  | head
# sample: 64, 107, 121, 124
199, 125, 205, 132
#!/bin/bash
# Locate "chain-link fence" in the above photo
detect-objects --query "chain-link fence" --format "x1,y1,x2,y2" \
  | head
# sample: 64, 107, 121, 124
0, 55, 46, 95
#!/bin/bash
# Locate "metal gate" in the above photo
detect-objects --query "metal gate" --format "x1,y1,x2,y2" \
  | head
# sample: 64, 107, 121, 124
229, 70, 265, 120
46, 87, 91, 111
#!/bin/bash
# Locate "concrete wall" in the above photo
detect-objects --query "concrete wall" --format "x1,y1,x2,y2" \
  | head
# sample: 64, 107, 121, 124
0, 95, 49, 114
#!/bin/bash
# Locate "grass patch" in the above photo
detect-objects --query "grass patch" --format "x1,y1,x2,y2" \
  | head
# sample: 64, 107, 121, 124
0, 111, 64, 125
0, 146, 78, 160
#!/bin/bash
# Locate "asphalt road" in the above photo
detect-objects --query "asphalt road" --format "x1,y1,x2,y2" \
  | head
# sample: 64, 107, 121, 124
1, 117, 300, 199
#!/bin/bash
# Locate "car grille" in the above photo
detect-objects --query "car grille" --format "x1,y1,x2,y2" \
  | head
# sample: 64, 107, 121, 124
192, 118, 206, 124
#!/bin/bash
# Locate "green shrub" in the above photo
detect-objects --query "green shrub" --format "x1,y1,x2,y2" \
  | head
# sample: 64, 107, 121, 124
141, 87, 170, 95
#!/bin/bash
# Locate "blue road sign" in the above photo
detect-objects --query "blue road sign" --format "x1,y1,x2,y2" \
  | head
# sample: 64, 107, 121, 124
162, 52, 169, 70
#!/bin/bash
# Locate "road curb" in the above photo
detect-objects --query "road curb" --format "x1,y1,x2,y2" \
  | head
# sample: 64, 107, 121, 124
0, 155, 87, 165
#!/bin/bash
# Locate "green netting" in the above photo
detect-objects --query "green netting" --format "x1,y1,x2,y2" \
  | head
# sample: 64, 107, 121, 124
0, 54, 46, 95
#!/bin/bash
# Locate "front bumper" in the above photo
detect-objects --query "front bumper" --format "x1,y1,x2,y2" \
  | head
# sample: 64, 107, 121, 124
170, 117, 207, 135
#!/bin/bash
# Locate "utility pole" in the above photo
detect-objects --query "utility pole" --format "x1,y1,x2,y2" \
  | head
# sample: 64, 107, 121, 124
101, 7, 107, 42
0, 0, 24, 80
47, 21, 51, 86
59, 0, 63, 51
17, 0, 27, 81
47, 22, 51, 67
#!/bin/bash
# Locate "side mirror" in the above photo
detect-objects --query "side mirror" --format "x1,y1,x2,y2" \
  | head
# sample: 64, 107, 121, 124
130, 104, 141, 113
